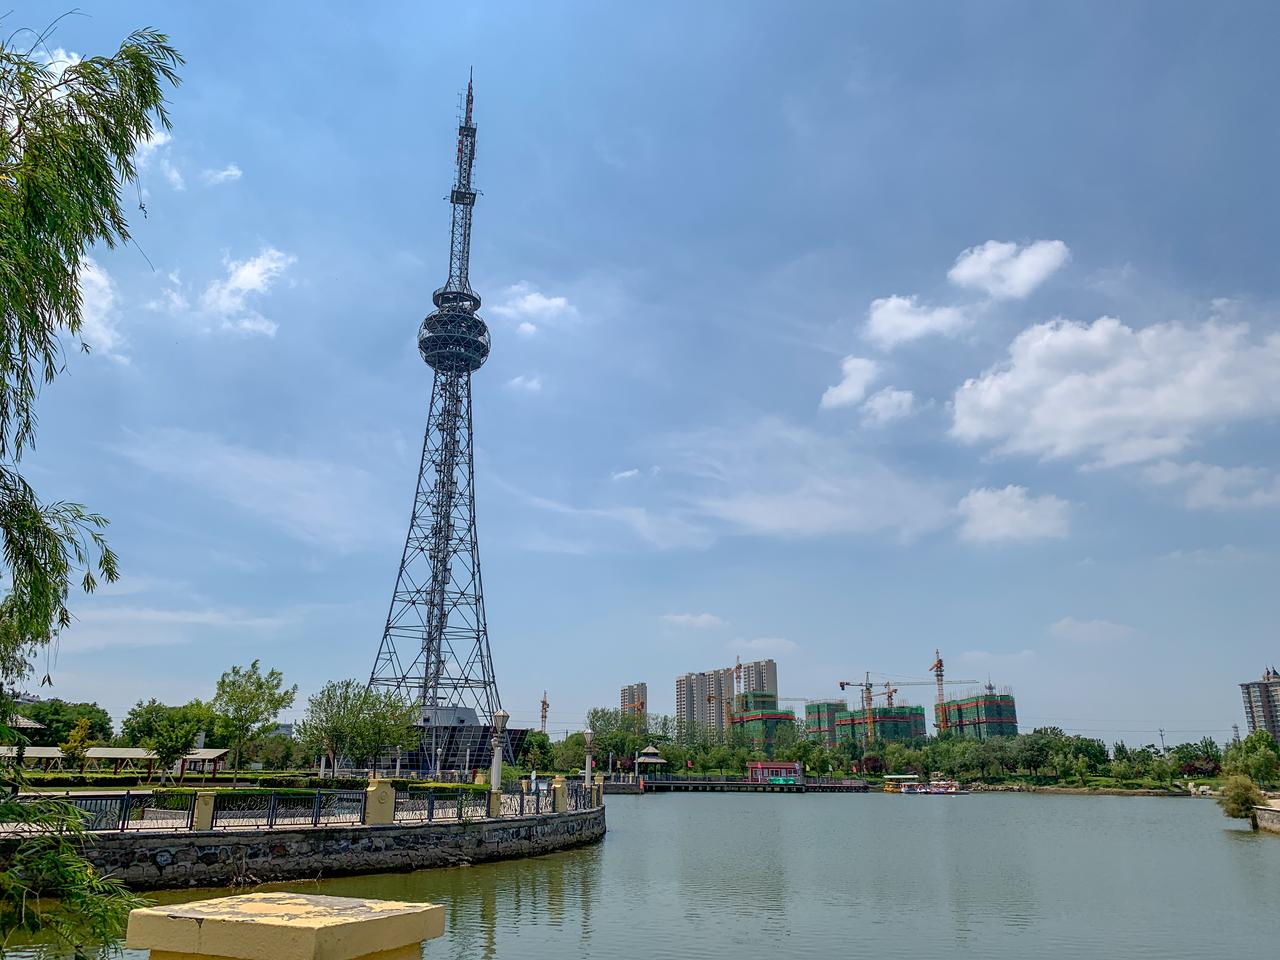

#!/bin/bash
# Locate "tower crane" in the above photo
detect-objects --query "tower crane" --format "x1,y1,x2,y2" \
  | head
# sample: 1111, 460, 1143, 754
837, 667, 980, 746
929, 650, 980, 733
706, 691, 734, 731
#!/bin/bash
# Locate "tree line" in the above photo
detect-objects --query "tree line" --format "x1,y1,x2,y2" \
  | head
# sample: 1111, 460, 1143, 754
17, 673, 428, 779
548, 708, 1277, 789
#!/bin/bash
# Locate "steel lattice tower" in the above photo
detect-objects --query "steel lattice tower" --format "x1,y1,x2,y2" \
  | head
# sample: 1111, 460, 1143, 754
369, 75, 517, 773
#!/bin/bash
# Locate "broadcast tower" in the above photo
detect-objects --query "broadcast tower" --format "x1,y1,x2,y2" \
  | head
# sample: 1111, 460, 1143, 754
369, 75, 519, 773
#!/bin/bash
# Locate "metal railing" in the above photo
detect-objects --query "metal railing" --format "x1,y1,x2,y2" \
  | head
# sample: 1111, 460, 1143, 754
210, 790, 366, 829
565, 782, 592, 811
11, 782, 598, 834
393, 789, 490, 823
13, 791, 197, 832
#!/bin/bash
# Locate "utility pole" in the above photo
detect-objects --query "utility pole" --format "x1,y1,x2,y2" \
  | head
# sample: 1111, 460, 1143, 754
1158, 728, 1166, 753
540, 691, 549, 734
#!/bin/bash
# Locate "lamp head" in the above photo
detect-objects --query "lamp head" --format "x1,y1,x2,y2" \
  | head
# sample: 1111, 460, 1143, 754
493, 709, 509, 733
584, 729, 594, 749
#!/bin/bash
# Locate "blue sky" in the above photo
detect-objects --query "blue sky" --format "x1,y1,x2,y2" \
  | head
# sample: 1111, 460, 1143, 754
14, 2, 1280, 744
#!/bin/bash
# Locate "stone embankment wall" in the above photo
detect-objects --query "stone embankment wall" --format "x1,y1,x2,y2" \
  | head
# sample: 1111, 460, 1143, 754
1257, 805, 1280, 835
63, 807, 605, 889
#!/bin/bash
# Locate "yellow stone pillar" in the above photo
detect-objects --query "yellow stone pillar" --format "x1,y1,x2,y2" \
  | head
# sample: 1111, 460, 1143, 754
127, 892, 443, 960
487, 789, 502, 818
551, 775, 567, 813
594, 773, 606, 806
192, 791, 215, 831
364, 779, 396, 826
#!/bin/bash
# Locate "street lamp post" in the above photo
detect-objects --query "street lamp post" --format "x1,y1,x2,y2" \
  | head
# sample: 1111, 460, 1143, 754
488, 710, 509, 818
435, 746, 443, 781
584, 729, 594, 793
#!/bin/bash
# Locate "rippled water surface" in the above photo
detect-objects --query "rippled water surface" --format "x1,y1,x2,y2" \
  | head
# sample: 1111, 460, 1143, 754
143, 793, 1277, 959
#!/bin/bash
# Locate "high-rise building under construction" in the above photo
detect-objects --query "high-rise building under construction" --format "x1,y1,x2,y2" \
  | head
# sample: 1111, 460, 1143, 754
935, 686, 1019, 739
675, 658, 780, 737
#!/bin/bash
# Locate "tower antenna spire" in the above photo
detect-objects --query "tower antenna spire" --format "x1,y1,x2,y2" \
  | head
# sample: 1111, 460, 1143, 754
370, 75, 515, 776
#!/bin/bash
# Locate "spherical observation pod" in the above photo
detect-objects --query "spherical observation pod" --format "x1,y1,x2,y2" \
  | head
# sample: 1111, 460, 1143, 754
419, 306, 490, 373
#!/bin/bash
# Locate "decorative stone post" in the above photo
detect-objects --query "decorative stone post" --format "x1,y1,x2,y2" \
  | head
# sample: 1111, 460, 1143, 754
364, 779, 396, 825
594, 773, 606, 806
127, 892, 443, 960
193, 791, 216, 831
487, 709, 509, 819
551, 775, 567, 813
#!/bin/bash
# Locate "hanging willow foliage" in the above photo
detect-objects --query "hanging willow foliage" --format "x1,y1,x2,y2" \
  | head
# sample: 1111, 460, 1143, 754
0, 20, 182, 955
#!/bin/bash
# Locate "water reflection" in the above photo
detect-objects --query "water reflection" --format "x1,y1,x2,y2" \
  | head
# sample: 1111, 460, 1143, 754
21, 795, 1280, 960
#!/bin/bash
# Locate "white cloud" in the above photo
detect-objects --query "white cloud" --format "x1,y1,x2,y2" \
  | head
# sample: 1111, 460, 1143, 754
662, 613, 725, 628
1144, 460, 1280, 509
667, 418, 952, 541
948, 239, 1069, 300
490, 282, 578, 336
77, 257, 127, 362
864, 295, 967, 349
611, 468, 640, 481
820, 356, 878, 409
200, 247, 296, 336
131, 129, 184, 188
525, 494, 711, 551
36, 46, 82, 77
861, 387, 915, 427
506, 374, 543, 393
133, 129, 171, 169
111, 428, 396, 551
1163, 544, 1262, 564
62, 604, 289, 652
201, 163, 242, 185
160, 156, 185, 190
1048, 616, 1134, 645
739, 637, 797, 653
147, 270, 190, 313
952, 316, 1280, 468
957, 485, 1070, 542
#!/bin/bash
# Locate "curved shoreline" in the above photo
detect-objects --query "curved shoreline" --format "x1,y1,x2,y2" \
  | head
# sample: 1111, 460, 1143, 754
58, 806, 606, 890
963, 783, 1196, 797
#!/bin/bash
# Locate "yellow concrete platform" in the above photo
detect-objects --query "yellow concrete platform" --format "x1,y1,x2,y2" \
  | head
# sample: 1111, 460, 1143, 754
126, 892, 444, 960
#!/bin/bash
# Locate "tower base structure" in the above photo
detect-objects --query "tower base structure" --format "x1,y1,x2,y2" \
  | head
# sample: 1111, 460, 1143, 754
394, 720, 529, 777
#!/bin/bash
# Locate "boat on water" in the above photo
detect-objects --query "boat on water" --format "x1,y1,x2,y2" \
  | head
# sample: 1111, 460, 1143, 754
883, 774, 968, 795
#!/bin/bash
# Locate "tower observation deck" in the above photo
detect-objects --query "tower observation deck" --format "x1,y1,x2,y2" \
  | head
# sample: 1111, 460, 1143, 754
369, 74, 522, 774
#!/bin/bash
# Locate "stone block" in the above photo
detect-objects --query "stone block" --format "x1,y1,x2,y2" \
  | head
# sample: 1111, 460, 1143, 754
126, 892, 443, 960
364, 780, 396, 826
193, 792, 216, 832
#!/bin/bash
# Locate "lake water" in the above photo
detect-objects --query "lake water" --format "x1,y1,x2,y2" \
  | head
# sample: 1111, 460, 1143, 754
142, 793, 1277, 958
